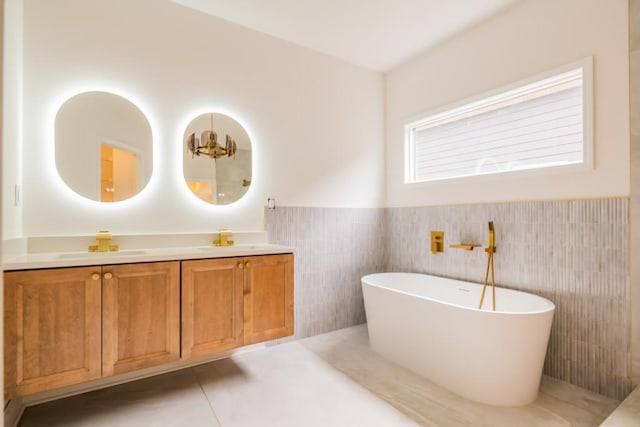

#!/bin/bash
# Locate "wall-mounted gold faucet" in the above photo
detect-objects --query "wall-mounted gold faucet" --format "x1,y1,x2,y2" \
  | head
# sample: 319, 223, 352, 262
213, 229, 234, 247
88, 230, 119, 252
449, 243, 480, 251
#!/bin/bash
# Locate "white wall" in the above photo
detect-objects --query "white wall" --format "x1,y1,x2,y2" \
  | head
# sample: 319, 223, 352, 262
20, 0, 385, 236
385, 0, 630, 207
3, 0, 22, 239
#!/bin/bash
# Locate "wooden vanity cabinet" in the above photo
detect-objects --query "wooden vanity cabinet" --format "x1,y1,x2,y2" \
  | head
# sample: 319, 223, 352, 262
243, 254, 294, 345
4, 266, 102, 398
181, 257, 244, 358
4, 261, 181, 398
102, 262, 180, 376
4, 253, 292, 398
181, 253, 294, 358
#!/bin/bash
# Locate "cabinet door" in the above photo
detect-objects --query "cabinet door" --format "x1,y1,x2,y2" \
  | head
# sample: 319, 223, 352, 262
4, 267, 102, 398
243, 254, 294, 345
182, 258, 244, 358
102, 262, 180, 376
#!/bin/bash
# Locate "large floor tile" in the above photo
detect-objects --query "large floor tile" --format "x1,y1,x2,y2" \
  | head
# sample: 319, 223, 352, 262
300, 325, 620, 427
15, 325, 622, 427
600, 385, 640, 427
18, 370, 219, 427
192, 341, 419, 427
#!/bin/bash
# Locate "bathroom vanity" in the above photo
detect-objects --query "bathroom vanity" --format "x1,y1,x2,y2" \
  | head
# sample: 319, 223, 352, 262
3, 245, 294, 399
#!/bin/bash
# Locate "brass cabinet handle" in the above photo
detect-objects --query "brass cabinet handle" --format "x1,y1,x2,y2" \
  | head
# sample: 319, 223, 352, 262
91, 273, 100, 281
237, 262, 244, 269
104, 272, 113, 280
245, 261, 251, 268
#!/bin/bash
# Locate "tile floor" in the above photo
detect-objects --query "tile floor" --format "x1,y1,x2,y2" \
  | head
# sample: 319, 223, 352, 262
600, 385, 640, 426
18, 325, 620, 427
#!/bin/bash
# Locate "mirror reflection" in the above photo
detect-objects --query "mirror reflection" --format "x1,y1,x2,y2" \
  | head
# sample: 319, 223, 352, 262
55, 91, 153, 202
183, 113, 252, 205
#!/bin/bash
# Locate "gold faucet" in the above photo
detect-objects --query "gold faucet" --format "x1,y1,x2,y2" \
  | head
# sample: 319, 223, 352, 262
88, 230, 119, 252
478, 221, 497, 311
213, 229, 234, 247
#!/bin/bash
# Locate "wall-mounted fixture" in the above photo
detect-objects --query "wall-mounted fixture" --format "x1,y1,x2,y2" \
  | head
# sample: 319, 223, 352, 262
449, 243, 480, 250
267, 198, 276, 210
183, 112, 252, 205
478, 221, 497, 311
430, 231, 444, 254
186, 113, 237, 160
55, 91, 153, 203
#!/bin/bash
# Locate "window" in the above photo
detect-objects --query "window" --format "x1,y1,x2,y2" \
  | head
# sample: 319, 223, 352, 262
405, 58, 593, 184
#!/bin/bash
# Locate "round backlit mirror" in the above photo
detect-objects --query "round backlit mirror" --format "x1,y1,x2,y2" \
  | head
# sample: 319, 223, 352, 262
55, 91, 153, 202
183, 113, 252, 205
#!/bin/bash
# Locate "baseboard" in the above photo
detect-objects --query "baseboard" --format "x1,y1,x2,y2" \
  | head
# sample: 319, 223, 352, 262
4, 342, 266, 425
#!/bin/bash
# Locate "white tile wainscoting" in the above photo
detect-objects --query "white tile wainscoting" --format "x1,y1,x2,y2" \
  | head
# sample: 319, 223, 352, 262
267, 199, 632, 400
265, 207, 387, 341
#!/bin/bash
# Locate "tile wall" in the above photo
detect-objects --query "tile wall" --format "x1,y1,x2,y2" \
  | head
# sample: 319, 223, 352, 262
267, 199, 631, 399
630, 0, 640, 386
265, 207, 387, 340
386, 199, 630, 399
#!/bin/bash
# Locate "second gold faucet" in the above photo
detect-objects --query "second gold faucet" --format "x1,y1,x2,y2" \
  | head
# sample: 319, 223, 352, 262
88, 230, 119, 252
213, 229, 234, 247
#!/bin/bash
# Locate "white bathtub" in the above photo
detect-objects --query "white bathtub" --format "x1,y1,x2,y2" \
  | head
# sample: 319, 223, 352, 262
361, 272, 555, 406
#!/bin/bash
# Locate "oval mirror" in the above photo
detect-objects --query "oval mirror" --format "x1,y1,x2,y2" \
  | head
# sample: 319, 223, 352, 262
55, 91, 153, 202
183, 113, 252, 205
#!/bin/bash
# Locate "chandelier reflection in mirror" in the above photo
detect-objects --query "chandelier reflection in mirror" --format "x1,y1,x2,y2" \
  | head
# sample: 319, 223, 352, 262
183, 112, 252, 205
186, 113, 238, 160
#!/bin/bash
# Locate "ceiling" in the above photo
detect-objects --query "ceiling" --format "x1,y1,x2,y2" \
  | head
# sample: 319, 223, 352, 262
170, 0, 519, 72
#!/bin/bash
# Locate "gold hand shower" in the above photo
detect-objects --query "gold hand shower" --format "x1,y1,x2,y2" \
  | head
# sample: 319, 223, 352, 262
478, 221, 496, 311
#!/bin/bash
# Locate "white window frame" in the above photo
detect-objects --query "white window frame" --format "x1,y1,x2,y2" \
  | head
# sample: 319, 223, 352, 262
404, 56, 594, 184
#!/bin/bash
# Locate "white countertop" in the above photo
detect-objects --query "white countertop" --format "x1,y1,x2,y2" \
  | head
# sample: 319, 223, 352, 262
3, 244, 295, 270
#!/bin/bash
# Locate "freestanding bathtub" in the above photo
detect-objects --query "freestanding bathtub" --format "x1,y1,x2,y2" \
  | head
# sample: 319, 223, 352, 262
361, 272, 555, 406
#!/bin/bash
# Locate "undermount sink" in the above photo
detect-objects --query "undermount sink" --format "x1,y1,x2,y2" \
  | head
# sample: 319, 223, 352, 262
197, 244, 265, 251
56, 249, 148, 259
196, 246, 236, 251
